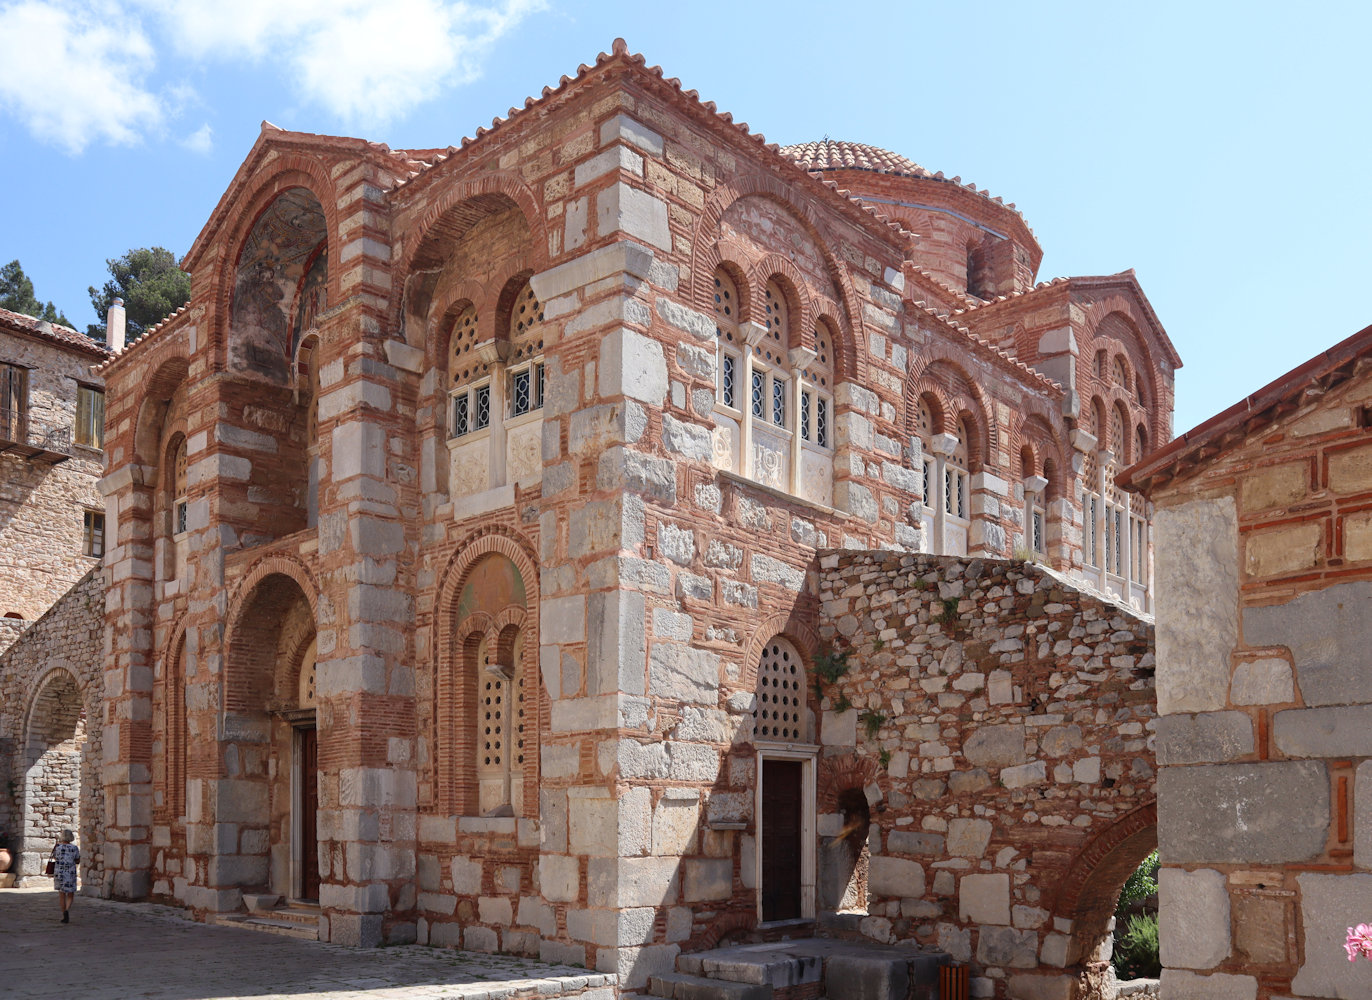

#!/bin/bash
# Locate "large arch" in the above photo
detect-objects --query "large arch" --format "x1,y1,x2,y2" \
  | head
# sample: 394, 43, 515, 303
18, 668, 88, 880
219, 565, 320, 901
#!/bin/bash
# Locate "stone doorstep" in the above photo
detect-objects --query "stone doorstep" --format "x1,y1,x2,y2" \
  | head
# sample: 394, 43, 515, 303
675, 940, 947, 1000
214, 912, 320, 941
648, 972, 772, 1000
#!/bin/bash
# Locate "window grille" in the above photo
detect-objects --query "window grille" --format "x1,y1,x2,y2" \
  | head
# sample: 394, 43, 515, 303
509, 361, 543, 417
1113, 509, 1124, 576
816, 397, 829, 448
751, 370, 765, 418
772, 377, 787, 427
453, 394, 469, 436
1032, 509, 1044, 554
922, 458, 934, 509
173, 439, 189, 536
945, 468, 967, 519
474, 384, 491, 431
721, 353, 736, 408
754, 638, 806, 742
1087, 495, 1099, 567
800, 390, 811, 441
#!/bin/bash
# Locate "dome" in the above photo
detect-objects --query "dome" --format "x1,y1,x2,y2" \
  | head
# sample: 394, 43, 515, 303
781, 139, 934, 179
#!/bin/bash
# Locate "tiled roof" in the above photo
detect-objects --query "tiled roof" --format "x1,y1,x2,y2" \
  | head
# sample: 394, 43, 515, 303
0, 307, 110, 358
782, 140, 934, 179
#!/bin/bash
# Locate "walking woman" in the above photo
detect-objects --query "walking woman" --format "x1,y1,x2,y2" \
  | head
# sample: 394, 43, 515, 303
50, 830, 79, 923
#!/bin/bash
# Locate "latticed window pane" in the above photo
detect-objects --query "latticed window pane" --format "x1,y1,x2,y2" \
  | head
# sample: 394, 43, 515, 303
816, 397, 829, 448
1088, 496, 1099, 566
535, 362, 544, 409
1032, 510, 1044, 553
475, 385, 491, 430
772, 377, 786, 427
754, 637, 806, 742
175, 500, 188, 535
512, 368, 531, 416
751, 370, 765, 418
721, 354, 736, 408
482, 676, 505, 768
1113, 509, 1124, 575
800, 390, 811, 441
453, 394, 469, 436
923, 459, 934, 509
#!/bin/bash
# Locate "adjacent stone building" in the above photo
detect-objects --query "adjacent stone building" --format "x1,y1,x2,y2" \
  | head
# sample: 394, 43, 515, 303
1123, 325, 1372, 998
88, 40, 1175, 997
0, 307, 109, 638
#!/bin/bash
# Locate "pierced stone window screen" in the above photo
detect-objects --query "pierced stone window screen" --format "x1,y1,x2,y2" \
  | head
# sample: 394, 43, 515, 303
476, 628, 526, 815
1112, 356, 1129, 389
715, 270, 743, 409
75, 386, 104, 449
754, 637, 808, 742
298, 639, 317, 708
448, 307, 480, 385
509, 284, 543, 343
1110, 406, 1127, 462
764, 280, 788, 348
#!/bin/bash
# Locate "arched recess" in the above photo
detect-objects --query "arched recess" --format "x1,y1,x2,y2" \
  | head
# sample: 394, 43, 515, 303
131, 356, 191, 466
396, 173, 547, 351
227, 186, 330, 385
738, 613, 820, 697
906, 357, 995, 470
690, 179, 867, 385
19, 668, 88, 881
1050, 800, 1157, 970
748, 256, 814, 349
220, 561, 320, 900
152, 620, 190, 827
432, 528, 542, 818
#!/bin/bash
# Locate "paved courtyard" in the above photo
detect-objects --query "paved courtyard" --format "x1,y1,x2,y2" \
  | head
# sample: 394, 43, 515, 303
0, 887, 615, 1000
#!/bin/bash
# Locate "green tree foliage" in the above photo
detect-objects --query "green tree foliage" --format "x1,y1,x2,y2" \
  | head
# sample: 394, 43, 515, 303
1115, 850, 1159, 918
1112, 913, 1162, 979
0, 260, 72, 326
87, 247, 191, 344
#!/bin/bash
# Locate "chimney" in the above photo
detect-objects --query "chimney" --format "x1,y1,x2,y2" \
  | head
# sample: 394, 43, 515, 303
107, 298, 126, 352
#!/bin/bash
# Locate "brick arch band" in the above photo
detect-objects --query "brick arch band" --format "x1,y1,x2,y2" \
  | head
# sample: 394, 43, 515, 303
690, 179, 868, 384
432, 526, 542, 817
221, 554, 321, 719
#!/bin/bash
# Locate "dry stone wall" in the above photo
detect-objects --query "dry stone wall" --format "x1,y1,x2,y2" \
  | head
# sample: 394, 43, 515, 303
0, 569, 106, 891
817, 553, 1156, 1000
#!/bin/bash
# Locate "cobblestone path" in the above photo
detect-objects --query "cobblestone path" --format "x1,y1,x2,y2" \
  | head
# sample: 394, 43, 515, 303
0, 887, 615, 1000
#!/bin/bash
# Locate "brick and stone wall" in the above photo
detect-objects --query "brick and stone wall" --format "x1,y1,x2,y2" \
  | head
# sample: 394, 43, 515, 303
0, 569, 106, 892
0, 321, 107, 626
816, 553, 1156, 1000
1140, 367, 1372, 998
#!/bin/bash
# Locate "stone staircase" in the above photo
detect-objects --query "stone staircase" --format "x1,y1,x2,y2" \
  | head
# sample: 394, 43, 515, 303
648, 939, 949, 1000
213, 894, 321, 941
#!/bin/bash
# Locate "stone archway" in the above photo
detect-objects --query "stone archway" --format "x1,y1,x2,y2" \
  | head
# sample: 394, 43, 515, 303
19, 670, 86, 882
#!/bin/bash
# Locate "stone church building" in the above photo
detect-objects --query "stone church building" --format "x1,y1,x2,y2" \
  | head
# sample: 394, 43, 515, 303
85, 41, 1176, 998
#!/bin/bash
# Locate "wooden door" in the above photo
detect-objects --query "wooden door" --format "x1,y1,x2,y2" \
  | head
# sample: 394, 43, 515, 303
761, 759, 803, 922
299, 727, 320, 901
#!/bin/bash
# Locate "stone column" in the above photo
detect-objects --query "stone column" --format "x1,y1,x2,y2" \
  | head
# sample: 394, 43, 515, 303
739, 322, 767, 479
788, 347, 816, 496
930, 432, 958, 555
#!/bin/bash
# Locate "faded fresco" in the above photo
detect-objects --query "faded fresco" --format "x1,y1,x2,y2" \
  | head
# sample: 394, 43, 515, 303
230, 188, 327, 382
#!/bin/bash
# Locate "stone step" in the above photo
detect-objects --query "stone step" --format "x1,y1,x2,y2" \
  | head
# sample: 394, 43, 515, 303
649, 972, 773, 1000
214, 912, 319, 941
682, 951, 822, 989
263, 904, 321, 927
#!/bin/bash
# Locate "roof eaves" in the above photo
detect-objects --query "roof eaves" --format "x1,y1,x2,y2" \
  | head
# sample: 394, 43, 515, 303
0, 307, 111, 358
905, 295, 1063, 397
1120, 322, 1372, 494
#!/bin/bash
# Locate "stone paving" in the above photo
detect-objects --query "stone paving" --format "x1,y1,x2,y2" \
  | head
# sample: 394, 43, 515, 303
0, 887, 616, 1000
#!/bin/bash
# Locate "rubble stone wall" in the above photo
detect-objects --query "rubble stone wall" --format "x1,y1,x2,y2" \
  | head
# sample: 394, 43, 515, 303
817, 552, 1156, 1000
0, 568, 106, 891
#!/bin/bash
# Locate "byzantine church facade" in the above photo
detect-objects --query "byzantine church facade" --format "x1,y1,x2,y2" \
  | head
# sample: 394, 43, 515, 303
91, 40, 1175, 992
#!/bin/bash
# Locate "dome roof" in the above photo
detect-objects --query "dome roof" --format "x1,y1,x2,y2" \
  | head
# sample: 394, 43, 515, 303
781, 139, 934, 179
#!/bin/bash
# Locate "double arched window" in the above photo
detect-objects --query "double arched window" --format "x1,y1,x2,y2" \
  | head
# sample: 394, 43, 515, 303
710, 268, 833, 504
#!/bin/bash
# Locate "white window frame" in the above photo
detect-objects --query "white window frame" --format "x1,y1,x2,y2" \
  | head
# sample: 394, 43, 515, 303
507, 360, 545, 420
449, 379, 493, 440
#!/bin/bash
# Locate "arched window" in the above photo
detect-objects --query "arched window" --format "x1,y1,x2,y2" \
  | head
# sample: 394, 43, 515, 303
747, 279, 797, 492
476, 625, 527, 816
507, 283, 544, 419
1112, 355, 1129, 390
946, 418, 970, 521
173, 438, 188, 535
1110, 404, 1128, 463
753, 636, 810, 743
917, 397, 937, 513
798, 321, 834, 451
447, 306, 487, 438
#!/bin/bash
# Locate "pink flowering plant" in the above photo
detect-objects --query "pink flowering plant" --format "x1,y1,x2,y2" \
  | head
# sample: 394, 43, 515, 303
1345, 924, 1372, 962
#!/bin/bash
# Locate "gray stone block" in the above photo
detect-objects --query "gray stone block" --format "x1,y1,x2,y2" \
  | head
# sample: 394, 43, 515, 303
1274, 704, 1372, 757
825, 954, 908, 1000
1158, 970, 1256, 999
1291, 873, 1372, 997
1243, 580, 1372, 707
976, 925, 1038, 968
1154, 498, 1238, 715
1156, 712, 1254, 765
1158, 867, 1230, 969
1158, 761, 1328, 863
963, 724, 1027, 768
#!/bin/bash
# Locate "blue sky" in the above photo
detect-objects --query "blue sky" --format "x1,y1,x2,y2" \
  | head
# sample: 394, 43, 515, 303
0, 0, 1366, 434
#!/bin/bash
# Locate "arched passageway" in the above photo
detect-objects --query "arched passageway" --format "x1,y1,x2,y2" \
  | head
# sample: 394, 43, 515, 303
20, 670, 87, 881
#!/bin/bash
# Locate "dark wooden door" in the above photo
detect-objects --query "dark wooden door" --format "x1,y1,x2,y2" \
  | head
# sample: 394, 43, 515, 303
761, 759, 803, 921
300, 727, 320, 901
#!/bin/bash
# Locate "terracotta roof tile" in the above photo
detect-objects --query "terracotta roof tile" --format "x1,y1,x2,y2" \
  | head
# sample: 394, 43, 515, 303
782, 139, 934, 179
0, 307, 110, 358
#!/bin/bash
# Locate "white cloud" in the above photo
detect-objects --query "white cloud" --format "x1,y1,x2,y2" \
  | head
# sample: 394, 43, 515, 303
142, 0, 544, 125
0, 0, 163, 154
181, 122, 212, 155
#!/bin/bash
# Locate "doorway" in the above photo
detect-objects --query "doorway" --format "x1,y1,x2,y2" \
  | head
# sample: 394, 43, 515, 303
756, 752, 816, 923
295, 726, 319, 901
